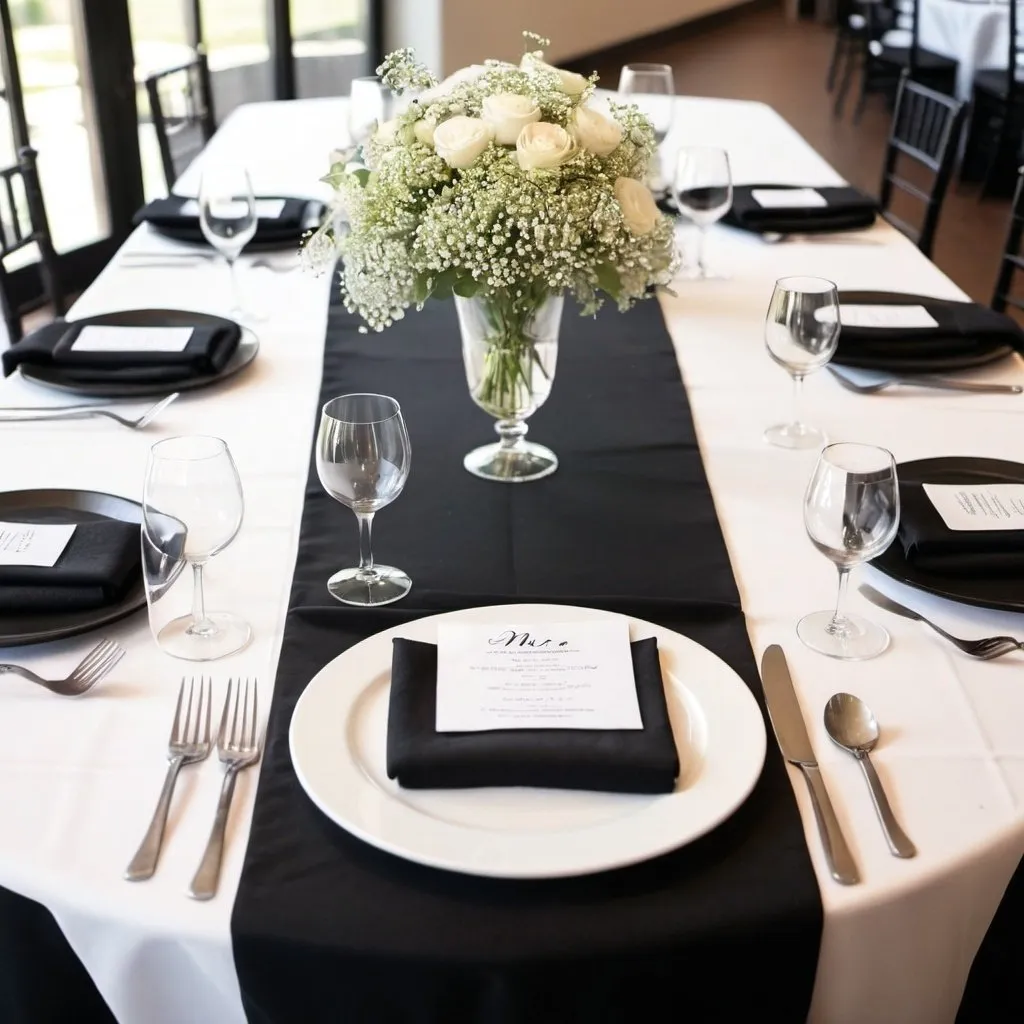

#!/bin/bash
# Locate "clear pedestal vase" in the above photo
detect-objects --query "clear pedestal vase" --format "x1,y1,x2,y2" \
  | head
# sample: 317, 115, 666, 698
456, 290, 563, 483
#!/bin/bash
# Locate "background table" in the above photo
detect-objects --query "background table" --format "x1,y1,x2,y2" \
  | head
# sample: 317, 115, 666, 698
918, 0, 1011, 100
0, 95, 1022, 1024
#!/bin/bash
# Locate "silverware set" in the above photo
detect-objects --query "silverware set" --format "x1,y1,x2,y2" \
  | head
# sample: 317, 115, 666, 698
0, 392, 179, 429
828, 367, 1021, 396
125, 676, 262, 898
0, 639, 125, 696
119, 250, 298, 274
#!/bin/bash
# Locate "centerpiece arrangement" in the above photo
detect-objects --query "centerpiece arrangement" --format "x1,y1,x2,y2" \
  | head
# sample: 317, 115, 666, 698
310, 34, 678, 482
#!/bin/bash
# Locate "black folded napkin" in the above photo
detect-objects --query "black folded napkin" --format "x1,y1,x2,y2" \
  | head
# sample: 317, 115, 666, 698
0, 511, 141, 612
133, 194, 312, 246
386, 636, 680, 794
723, 184, 877, 234
1, 314, 241, 381
896, 481, 1024, 576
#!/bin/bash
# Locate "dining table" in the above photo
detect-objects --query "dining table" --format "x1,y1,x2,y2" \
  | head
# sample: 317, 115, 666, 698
1, 93, 1023, 1024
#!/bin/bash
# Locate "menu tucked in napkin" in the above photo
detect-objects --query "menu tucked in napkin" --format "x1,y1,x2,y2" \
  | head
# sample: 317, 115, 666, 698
133, 194, 314, 246
1, 315, 241, 381
386, 631, 679, 793
0, 511, 141, 612
896, 481, 1024, 576
723, 184, 877, 234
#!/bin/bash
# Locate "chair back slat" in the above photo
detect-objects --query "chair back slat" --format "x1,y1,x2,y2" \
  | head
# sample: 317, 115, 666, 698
879, 71, 965, 257
991, 168, 1024, 313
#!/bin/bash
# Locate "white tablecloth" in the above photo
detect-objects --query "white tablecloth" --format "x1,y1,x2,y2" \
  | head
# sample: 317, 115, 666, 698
1, 96, 1023, 1024
918, 0, 1012, 99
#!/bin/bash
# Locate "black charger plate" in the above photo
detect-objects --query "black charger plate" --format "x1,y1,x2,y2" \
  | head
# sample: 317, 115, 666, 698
147, 198, 326, 251
0, 489, 146, 647
871, 456, 1024, 612
18, 310, 259, 399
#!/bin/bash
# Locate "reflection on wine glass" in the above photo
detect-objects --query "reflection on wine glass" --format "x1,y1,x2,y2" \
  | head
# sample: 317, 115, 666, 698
143, 435, 250, 661
348, 76, 388, 150
799, 443, 900, 660
763, 276, 841, 449
316, 393, 412, 606
673, 146, 733, 279
198, 165, 259, 321
618, 63, 675, 191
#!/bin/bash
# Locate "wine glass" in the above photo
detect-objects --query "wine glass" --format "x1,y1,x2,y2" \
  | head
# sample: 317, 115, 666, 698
198, 165, 258, 321
316, 394, 412, 606
348, 76, 388, 151
763, 276, 841, 449
672, 147, 733, 279
799, 443, 900, 660
618, 63, 675, 190
143, 436, 250, 661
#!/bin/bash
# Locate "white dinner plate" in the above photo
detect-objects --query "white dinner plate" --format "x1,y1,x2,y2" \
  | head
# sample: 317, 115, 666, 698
289, 603, 767, 879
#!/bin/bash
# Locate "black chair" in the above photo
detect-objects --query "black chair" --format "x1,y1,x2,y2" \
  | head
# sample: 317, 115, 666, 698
853, 0, 958, 124
878, 73, 966, 257
144, 51, 215, 192
0, 146, 63, 346
961, 2, 1024, 199
830, 0, 888, 117
991, 167, 1024, 313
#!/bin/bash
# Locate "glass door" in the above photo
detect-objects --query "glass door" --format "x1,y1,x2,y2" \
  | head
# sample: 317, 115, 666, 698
292, 0, 370, 98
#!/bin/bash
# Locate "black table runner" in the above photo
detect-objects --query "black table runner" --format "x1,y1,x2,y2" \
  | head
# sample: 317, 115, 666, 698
230, 289, 823, 1023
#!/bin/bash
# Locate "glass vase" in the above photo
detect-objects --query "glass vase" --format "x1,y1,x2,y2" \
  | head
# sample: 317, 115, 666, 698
456, 290, 562, 483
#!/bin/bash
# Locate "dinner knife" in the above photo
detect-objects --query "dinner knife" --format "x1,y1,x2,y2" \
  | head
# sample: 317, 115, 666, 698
760, 645, 860, 885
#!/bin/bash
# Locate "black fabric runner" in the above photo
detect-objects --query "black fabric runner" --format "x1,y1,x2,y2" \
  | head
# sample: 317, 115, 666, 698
230, 289, 823, 1023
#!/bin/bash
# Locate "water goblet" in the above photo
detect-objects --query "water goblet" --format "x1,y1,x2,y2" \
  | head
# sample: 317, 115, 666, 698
143, 435, 250, 661
348, 76, 388, 151
316, 393, 412, 606
799, 443, 900, 660
618, 63, 675, 189
672, 146, 733, 279
198, 165, 258, 320
763, 276, 841, 449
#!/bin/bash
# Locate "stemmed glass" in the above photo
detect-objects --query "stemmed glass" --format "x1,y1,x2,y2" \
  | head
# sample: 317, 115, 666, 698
143, 436, 250, 661
348, 76, 388, 153
618, 63, 675, 190
673, 147, 733, 279
763, 276, 841, 449
799, 443, 900, 660
316, 394, 412, 606
198, 165, 259, 321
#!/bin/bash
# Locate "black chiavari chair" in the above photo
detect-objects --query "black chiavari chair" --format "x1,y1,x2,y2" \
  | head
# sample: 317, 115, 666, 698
991, 167, 1024, 313
878, 73, 965, 257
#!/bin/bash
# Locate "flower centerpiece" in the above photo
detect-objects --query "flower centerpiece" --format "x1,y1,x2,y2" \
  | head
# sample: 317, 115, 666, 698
311, 34, 678, 481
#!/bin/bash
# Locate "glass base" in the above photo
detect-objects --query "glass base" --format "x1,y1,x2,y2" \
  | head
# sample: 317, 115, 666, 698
157, 612, 252, 662
797, 610, 890, 660
764, 421, 825, 449
463, 441, 558, 482
327, 565, 411, 606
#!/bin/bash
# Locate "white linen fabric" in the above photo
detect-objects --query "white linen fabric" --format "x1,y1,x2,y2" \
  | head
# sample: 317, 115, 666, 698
917, 0, 1013, 99
0, 96, 1022, 1024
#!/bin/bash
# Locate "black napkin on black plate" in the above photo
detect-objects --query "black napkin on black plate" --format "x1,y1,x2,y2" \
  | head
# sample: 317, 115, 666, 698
133, 194, 313, 246
1, 314, 241, 381
0, 512, 141, 612
897, 481, 1024, 576
723, 184, 877, 234
386, 636, 680, 794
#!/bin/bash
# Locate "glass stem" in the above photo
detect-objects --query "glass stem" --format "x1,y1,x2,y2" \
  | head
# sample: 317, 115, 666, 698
827, 566, 852, 635
792, 373, 805, 430
226, 255, 242, 314
356, 512, 375, 578
188, 562, 216, 637
696, 226, 707, 277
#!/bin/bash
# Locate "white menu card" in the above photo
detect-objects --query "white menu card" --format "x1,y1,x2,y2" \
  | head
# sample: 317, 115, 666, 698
838, 304, 939, 329
177, 198, 286, 219
435, 620, 642, 732
923, 483, 1024, 531
70, 326, 194, 353
751, 188, 827, 209
0, 522, 75, 567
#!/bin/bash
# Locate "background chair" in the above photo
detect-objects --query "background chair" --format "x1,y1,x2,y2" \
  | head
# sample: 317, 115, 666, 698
830, 0, 887, 118
991, 166, 1024, 314
0, 146, 64, 347
144, 51, 215, 193
879, 73, 965, 257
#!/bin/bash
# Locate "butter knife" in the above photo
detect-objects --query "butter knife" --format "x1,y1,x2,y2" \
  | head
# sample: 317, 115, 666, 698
760, 645, 860, 884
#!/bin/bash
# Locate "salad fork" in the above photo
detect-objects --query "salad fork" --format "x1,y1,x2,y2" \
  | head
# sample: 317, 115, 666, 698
0, 638, 125, 696
188, 677, 262, 901
0, 393, 179, 429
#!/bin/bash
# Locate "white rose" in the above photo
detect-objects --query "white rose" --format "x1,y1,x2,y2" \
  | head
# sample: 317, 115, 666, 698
413, 116, 437, 146
516, 122, 578, 171
433, 115, 494, 169
481, 93, 541, 146
614, 176, 660, 235
374, 119, 399, 143
520, 53, 588, 96
570, 106, 622, 157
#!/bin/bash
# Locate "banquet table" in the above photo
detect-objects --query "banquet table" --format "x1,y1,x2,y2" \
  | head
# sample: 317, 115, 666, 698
1, 94, 1023, 1024
917, 0, 1013, 100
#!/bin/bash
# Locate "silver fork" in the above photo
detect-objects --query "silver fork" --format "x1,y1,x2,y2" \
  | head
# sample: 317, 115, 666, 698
860, 584, 1024, 659
188, 677, 261, 901
829, 370, 1021, 396
0, 638, 125, 696
125, 676, 213, 882
0, 393, 180, 429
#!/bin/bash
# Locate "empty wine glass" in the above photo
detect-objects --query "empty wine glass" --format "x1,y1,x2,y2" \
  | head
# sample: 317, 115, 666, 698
143, 436, 250, 661
618, 63, 675, 190
799, 443, 900, 660
673, 147, 733, 279
764, 276, 841, 449
198, 165, 258, 321
316, 394, 412, 606
348, 76, 388, 151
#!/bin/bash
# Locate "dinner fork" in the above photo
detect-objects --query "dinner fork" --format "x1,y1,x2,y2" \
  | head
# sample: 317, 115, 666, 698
0, 393, 179, 429
188, 677, 261, 901
828, 370, 1021, 396
125, 676, 213, 882
860, 584, 1024, 659
0, 638, 125, 696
